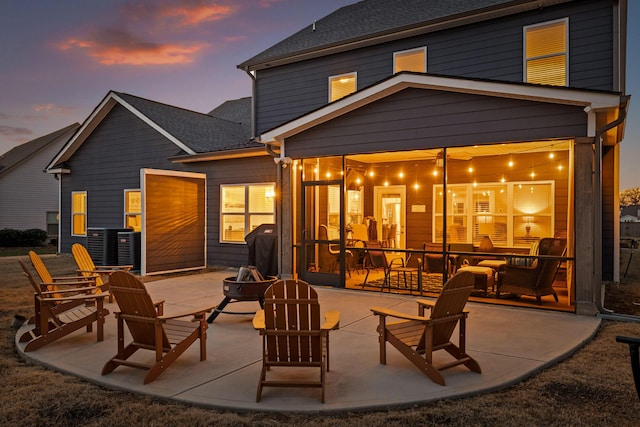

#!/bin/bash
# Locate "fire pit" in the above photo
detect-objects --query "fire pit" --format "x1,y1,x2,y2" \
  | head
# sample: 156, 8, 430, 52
207, 267, 277, 322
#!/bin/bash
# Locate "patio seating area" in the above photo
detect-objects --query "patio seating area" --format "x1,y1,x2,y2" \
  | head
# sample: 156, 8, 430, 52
16, 268, 600, 413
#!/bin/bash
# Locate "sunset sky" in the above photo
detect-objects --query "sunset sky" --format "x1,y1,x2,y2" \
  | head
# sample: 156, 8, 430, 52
1, 0, 638, 189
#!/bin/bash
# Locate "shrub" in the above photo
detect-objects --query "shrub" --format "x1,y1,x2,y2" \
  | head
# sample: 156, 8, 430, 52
0, 228, 49, 247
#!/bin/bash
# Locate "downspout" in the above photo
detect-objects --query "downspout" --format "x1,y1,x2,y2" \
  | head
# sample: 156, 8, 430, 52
593, 96, 629, 313
243, 68, 257, 140
243, 66, 290, 277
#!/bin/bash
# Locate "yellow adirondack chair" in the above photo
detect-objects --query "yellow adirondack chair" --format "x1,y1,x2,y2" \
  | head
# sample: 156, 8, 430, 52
72, 243, 132, 301
29, 250, 99, 298
18, 260, 109, 352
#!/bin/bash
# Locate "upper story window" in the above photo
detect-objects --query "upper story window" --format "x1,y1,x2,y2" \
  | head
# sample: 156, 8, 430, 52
329, 72, 356, 102
124, 189, 141, 232
524, 18, 568, 86
220, 183, 275, 243
394, 47, 426, 73
71, 191, 87, 236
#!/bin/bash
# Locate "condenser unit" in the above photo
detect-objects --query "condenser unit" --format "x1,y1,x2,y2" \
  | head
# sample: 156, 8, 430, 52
86, 228, 128, 266
117, 231, 141, 271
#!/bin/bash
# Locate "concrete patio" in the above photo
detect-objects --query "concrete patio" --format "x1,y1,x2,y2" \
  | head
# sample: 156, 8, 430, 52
16, 269, 601, 413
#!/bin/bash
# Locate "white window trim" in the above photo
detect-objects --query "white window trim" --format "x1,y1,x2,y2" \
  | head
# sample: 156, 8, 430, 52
433, 180, 555, 247
523, 17, 569, 86
220, 183, 276, 244
123, 189, 141, 231
393, 46, 427, 74
71, 191, 87, 237
328, 72, 357, 103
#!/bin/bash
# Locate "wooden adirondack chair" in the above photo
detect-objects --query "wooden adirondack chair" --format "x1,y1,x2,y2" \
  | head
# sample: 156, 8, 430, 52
18, 260, 109, 352
29, 251, 99, 296
370, 270, 481, 385
101, 271, 214, 384
72, 243, 132, 301
252, 279, 340, 403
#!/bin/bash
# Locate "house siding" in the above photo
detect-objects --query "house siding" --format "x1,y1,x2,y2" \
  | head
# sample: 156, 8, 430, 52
0, 137, 67, 232
59, 104, 193, 253
255, 0, 613, 135
283, 88, 587, 158
187, 156, 277, 268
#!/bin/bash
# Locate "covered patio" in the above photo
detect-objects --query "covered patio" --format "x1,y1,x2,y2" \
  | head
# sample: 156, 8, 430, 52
16, 269, 600, 412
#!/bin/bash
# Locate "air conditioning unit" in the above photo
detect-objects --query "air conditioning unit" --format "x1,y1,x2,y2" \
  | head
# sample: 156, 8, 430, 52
117, 231, 141, 271
87, 228, 128, 266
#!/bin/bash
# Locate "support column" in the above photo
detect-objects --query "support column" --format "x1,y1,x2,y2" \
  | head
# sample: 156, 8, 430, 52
278, 163, 293, 279
574, 137, 598, 315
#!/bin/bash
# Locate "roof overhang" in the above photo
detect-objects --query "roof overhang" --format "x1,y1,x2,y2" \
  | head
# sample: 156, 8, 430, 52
258, 73, 625, 145
169, 146, 268, 163
45, 91, 196, 173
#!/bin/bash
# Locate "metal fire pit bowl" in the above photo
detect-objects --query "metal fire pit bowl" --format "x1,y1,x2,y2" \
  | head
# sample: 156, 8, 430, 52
222, 276, 278, 301
207, 276, 277, 322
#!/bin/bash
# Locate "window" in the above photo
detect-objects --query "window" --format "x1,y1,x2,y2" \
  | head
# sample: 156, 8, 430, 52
46, 211, 58, 237
434, 181, 554, 246
220, 183, 275, 243
329, 72, 356, 102
524, 19, 568, 86
394, 47, 426, 73
71, 191, 86, 236
124, 189, 141, 232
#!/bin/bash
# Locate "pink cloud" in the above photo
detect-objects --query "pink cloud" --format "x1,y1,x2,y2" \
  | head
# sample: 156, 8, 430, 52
54, 1, 249, 66
32, 104, 76, 115
57, 28, 208, 66
161, 3, 236, 26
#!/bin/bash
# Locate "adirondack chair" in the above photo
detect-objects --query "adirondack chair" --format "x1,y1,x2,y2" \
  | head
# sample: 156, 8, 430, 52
18, 260, 109, 352
252, 279, 340, 403
370, 270, 481, 385
29, 251, 100, 296
101, 271, 214, 384
72, 243, 132, 301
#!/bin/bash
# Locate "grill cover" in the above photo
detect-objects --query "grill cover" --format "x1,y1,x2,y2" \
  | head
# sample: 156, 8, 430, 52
245, 224, 278, 277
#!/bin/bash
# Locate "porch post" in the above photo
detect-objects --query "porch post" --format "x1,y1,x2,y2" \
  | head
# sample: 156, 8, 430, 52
279, 161, 293, 279
574, 137, 598, 315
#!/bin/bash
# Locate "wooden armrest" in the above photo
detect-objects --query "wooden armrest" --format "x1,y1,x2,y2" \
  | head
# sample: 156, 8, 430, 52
154, 300, 165, 315
370, 306, 428, 322
415, 298, 435, 316
52, 276, 95, 282
43, 279, 95, 288
252, 310, 265, 330
42, 293, 108, 303
41, 286, 99, 295
77, 268, 127, 275
416, 299, 435, 308
158, 305, 216, 320
322, 310, 340, 330
94, 265, 133, 270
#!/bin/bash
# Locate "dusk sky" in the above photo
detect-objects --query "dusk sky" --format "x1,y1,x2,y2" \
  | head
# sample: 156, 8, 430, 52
1, 0, 638, 189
